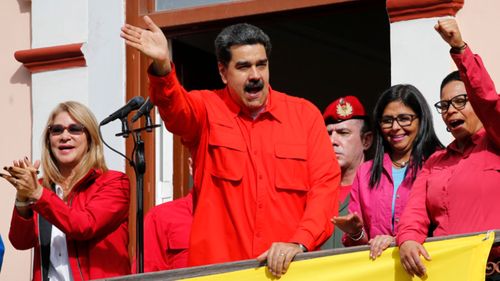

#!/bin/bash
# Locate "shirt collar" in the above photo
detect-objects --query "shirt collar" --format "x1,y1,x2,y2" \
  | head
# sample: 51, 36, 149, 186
382, 153, 394, 173
471, 128, 486, 144
447, 128, 485, 153
265, 87, 285, 123
221, 87, 240, 118
72, 168, 102, 191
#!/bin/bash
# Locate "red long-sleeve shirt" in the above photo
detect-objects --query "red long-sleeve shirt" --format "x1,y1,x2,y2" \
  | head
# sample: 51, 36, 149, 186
148, 65, 340, 266
141, 193, 193, 272
397, 46, 500, 245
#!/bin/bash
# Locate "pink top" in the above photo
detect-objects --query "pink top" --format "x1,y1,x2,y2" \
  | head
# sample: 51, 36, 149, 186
344, 153, 414, 246
397, 47, 500, 245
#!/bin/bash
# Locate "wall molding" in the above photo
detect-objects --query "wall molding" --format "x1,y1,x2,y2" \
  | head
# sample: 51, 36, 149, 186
387, 0, 464, 23
14, 43, 86, 73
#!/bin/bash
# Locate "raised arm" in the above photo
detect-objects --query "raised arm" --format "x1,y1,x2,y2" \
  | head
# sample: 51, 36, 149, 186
435, 18, 500, 146
121, 16, 206, 143
121, 16, 171, 76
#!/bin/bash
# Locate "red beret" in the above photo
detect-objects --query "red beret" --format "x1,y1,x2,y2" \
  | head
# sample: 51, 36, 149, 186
323, 96, 367, 123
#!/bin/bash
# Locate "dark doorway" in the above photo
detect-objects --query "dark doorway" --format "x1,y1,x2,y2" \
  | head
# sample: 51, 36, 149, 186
168, 0, 389, 198
169, 0, 390, 115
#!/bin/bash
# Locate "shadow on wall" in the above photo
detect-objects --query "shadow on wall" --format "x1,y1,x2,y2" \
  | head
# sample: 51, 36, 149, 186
10, 66, 31, 87
17, 0, 31, 13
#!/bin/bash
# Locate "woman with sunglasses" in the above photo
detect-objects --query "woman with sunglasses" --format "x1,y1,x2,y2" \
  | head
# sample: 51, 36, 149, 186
333, 84, 443, 260
1, 101, 130, 280
397, 19, 500, 278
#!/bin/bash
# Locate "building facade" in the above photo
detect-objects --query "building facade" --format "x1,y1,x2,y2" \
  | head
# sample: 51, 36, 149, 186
1, 0, 499, 279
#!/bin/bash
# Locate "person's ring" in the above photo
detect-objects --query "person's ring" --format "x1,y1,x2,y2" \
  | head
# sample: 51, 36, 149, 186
279, 253, 285, 256
13, 179, 17, 185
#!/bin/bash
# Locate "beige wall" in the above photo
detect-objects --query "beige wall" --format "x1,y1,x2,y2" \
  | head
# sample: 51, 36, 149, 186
0, 1, 496, 280
0, 1, 33, 280
457, 0, 500, 86
389, 0, 500, 146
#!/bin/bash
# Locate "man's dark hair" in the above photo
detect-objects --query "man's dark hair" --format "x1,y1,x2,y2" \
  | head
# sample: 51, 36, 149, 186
360, 118, 371, 136
214, 23, 272, 66
440, 70, 462, 92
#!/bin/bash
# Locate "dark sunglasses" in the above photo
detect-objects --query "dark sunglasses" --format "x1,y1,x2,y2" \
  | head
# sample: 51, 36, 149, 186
48, 124, 86, 136
434, 94, 468, 114
380, 114, 418, 129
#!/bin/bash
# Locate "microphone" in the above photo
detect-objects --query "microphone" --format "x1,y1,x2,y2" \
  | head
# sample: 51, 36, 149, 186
100, 96, 145, 126
131, 97, 154, 123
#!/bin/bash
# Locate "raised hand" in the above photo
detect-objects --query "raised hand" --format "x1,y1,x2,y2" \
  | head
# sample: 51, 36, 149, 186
121, 16, 171, 75
434, 18, 465, 49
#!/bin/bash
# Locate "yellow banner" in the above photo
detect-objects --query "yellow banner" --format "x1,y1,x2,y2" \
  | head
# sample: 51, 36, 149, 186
184, 233, 494, 281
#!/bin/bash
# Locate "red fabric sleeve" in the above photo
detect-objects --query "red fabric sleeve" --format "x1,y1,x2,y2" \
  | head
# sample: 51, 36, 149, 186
148, 64, 206, 145
31, 171, 129, 240
142, 208, 170, 273
452, 47, 500, 147
288, 104, 341, 250
9, 208, 38, 250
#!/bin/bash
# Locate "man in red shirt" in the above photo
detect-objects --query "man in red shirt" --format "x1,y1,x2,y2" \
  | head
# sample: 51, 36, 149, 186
321, 96, 372, 249
140, 193, 193, 272
121, 16, 340, 277
138, 158, 194, 272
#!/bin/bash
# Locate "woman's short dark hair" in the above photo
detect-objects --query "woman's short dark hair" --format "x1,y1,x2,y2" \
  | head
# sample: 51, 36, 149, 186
214, 23, 272, 67
369, 84, 444, 188
440, 70, 462, 93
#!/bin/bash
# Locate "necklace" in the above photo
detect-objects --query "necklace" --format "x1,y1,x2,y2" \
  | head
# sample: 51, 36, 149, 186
392, 160, 409, 168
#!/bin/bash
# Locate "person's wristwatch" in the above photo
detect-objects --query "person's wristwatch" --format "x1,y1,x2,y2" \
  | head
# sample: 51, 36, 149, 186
450, 42, 467, 54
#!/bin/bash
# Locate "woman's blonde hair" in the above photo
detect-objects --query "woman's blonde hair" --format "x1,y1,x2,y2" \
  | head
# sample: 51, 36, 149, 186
41, 101, 108, 188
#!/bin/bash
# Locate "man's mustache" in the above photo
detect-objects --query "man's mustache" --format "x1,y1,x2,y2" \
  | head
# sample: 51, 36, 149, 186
244, 80, 264, 92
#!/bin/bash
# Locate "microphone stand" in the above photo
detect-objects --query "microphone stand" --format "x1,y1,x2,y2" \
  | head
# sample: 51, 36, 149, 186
120, 117, 130, 138
130, 120, 160, 274
132, 129, 145, 274
103, 114, 160, 274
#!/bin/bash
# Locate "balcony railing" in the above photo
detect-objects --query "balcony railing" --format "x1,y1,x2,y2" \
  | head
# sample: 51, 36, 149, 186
96, 230, 500, 281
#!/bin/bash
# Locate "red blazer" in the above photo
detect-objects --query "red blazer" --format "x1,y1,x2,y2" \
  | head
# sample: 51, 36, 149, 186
9, 169, 130, 281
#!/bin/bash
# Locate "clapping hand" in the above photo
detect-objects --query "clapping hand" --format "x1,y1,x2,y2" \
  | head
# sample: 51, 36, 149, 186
1, 157, 43, 202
